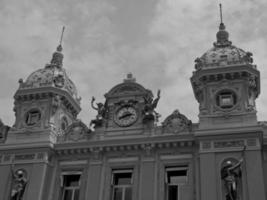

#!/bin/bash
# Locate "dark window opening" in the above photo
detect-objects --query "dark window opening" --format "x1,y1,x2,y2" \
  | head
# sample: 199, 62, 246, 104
112, 170, 133, 200
61, 174, 81, 200
165, 167, 188, 200
216, 90, 237, 109
25, 109, 41, 126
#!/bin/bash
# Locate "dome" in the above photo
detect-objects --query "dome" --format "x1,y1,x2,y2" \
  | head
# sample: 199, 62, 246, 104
18, 45, 80, 102
194, 23, 254, 70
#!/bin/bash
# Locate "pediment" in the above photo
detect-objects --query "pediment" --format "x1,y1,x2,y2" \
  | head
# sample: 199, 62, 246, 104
162, 110, 192, 134
105, 82, 152, 98
63, 120, 91, 142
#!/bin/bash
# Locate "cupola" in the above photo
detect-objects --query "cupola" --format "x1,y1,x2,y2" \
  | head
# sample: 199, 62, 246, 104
191, 5, 260, 129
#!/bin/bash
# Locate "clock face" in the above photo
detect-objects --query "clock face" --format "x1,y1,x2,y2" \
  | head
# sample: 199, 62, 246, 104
114, 106, 138, 127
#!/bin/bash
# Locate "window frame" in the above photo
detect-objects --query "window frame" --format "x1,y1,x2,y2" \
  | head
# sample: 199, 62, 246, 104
60, 171, 82, 200
165, 166, 188, 200
111, 169, 133, 200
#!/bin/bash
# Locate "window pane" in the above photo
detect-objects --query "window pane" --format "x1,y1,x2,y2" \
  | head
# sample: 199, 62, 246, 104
63, 189, 72, 200
64, 175, 80, 187
74, 189, 79, 200
114, 173, 132, 185
168, 185, 178, 200
125, 187, 132, 200
167, 170, 187, 184
113, 188, 123, 200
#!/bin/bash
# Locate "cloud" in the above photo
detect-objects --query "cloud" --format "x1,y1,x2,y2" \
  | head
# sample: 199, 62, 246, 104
1, 0, 267, 127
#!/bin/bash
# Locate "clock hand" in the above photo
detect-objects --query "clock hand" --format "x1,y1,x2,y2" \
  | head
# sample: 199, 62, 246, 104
119, 113, 133, 120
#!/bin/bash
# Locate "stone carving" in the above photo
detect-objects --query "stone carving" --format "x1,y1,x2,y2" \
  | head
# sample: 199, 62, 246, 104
194, 57, 204, 70
247, 75, 257, 111
214, 140, 244, 148
162, 110, 192, 133
10, 168, 28, 200
90, 97, 108, 128
51, 95, 61, 115
53, 71, 65, 88
242, 51, 253, 64
221, 147, 245, 200
64, 120, 91, 141
143, 90, 161, 123
0, 119, 10, 141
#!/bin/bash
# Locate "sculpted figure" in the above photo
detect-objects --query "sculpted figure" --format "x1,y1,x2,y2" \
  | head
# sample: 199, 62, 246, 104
143, 90, 161, 121
90, 97, 107, 127
221, 148, 245, 200
10, 168, 28, 200
0, 118, 10, 140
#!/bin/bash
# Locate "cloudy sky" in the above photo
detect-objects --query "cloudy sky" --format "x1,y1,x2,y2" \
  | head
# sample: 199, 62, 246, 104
1, 0, 267, 126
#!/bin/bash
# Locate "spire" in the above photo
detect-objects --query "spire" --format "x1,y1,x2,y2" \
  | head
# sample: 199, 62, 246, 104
50, 26, 65, 68
214, 4, 231, 47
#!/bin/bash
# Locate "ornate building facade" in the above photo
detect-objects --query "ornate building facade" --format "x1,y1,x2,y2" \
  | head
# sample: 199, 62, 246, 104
0, 13, 266, 200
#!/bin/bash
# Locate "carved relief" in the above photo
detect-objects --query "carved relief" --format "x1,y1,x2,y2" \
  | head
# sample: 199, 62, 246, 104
64, 120, 90, 141
214, 140, 244, 148
194, 57, 204, 70
52, 95, 61, 115
53, 72, 65, 88
246, 74, 257, 112
162, 110, 192, 134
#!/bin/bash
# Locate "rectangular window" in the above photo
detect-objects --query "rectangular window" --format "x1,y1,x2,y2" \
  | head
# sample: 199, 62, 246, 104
111, 169, 133, 200
165, 166, 188, 200
220, 94, 233, 108
61, 173, 81, 200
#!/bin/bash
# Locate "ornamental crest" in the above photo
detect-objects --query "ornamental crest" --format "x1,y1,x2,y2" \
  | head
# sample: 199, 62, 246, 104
162, 110, 192, 134
63, 120, 90, 142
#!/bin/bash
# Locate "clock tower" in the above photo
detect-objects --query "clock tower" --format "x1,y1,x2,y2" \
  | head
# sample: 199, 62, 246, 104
90, 73, 160, 137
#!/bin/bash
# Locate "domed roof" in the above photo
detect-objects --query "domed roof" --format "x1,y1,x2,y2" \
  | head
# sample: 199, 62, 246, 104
194, 23, 254, 70
18, 45, 80, 102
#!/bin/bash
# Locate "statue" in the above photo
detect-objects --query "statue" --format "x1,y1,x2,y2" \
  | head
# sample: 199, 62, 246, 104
243, 51, 253, 64
221, 147, 245, 200
0, 118, 10, 140
143, 90, 161, 122
10, 167, 28, 200
90, 97, 107, 127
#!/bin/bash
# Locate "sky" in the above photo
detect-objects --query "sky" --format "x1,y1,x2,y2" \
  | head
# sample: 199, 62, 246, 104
1, 0, 267, 126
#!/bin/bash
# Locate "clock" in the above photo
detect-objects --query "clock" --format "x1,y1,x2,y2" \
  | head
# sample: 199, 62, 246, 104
114, 106, 138, 127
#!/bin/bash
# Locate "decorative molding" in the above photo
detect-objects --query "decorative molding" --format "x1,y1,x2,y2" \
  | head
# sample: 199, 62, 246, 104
60, 160, 88, 166
0, 152, 49, 165
160, 154, 192, 160
214, 140, 244, 148
200, 138, 260, 153
107, 157, 139, 163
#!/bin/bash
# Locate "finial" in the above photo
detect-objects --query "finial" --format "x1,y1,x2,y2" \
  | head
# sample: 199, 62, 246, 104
219, 3, 223, 24
49, 26, 65, 68
59, 26, 65, 46
213, 4, 231, 47
124, 73, 136, 83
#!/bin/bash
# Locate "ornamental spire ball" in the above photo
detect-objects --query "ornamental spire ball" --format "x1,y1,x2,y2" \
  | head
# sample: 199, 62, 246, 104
50, 26, 65, 68
214, 4, 231, 47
